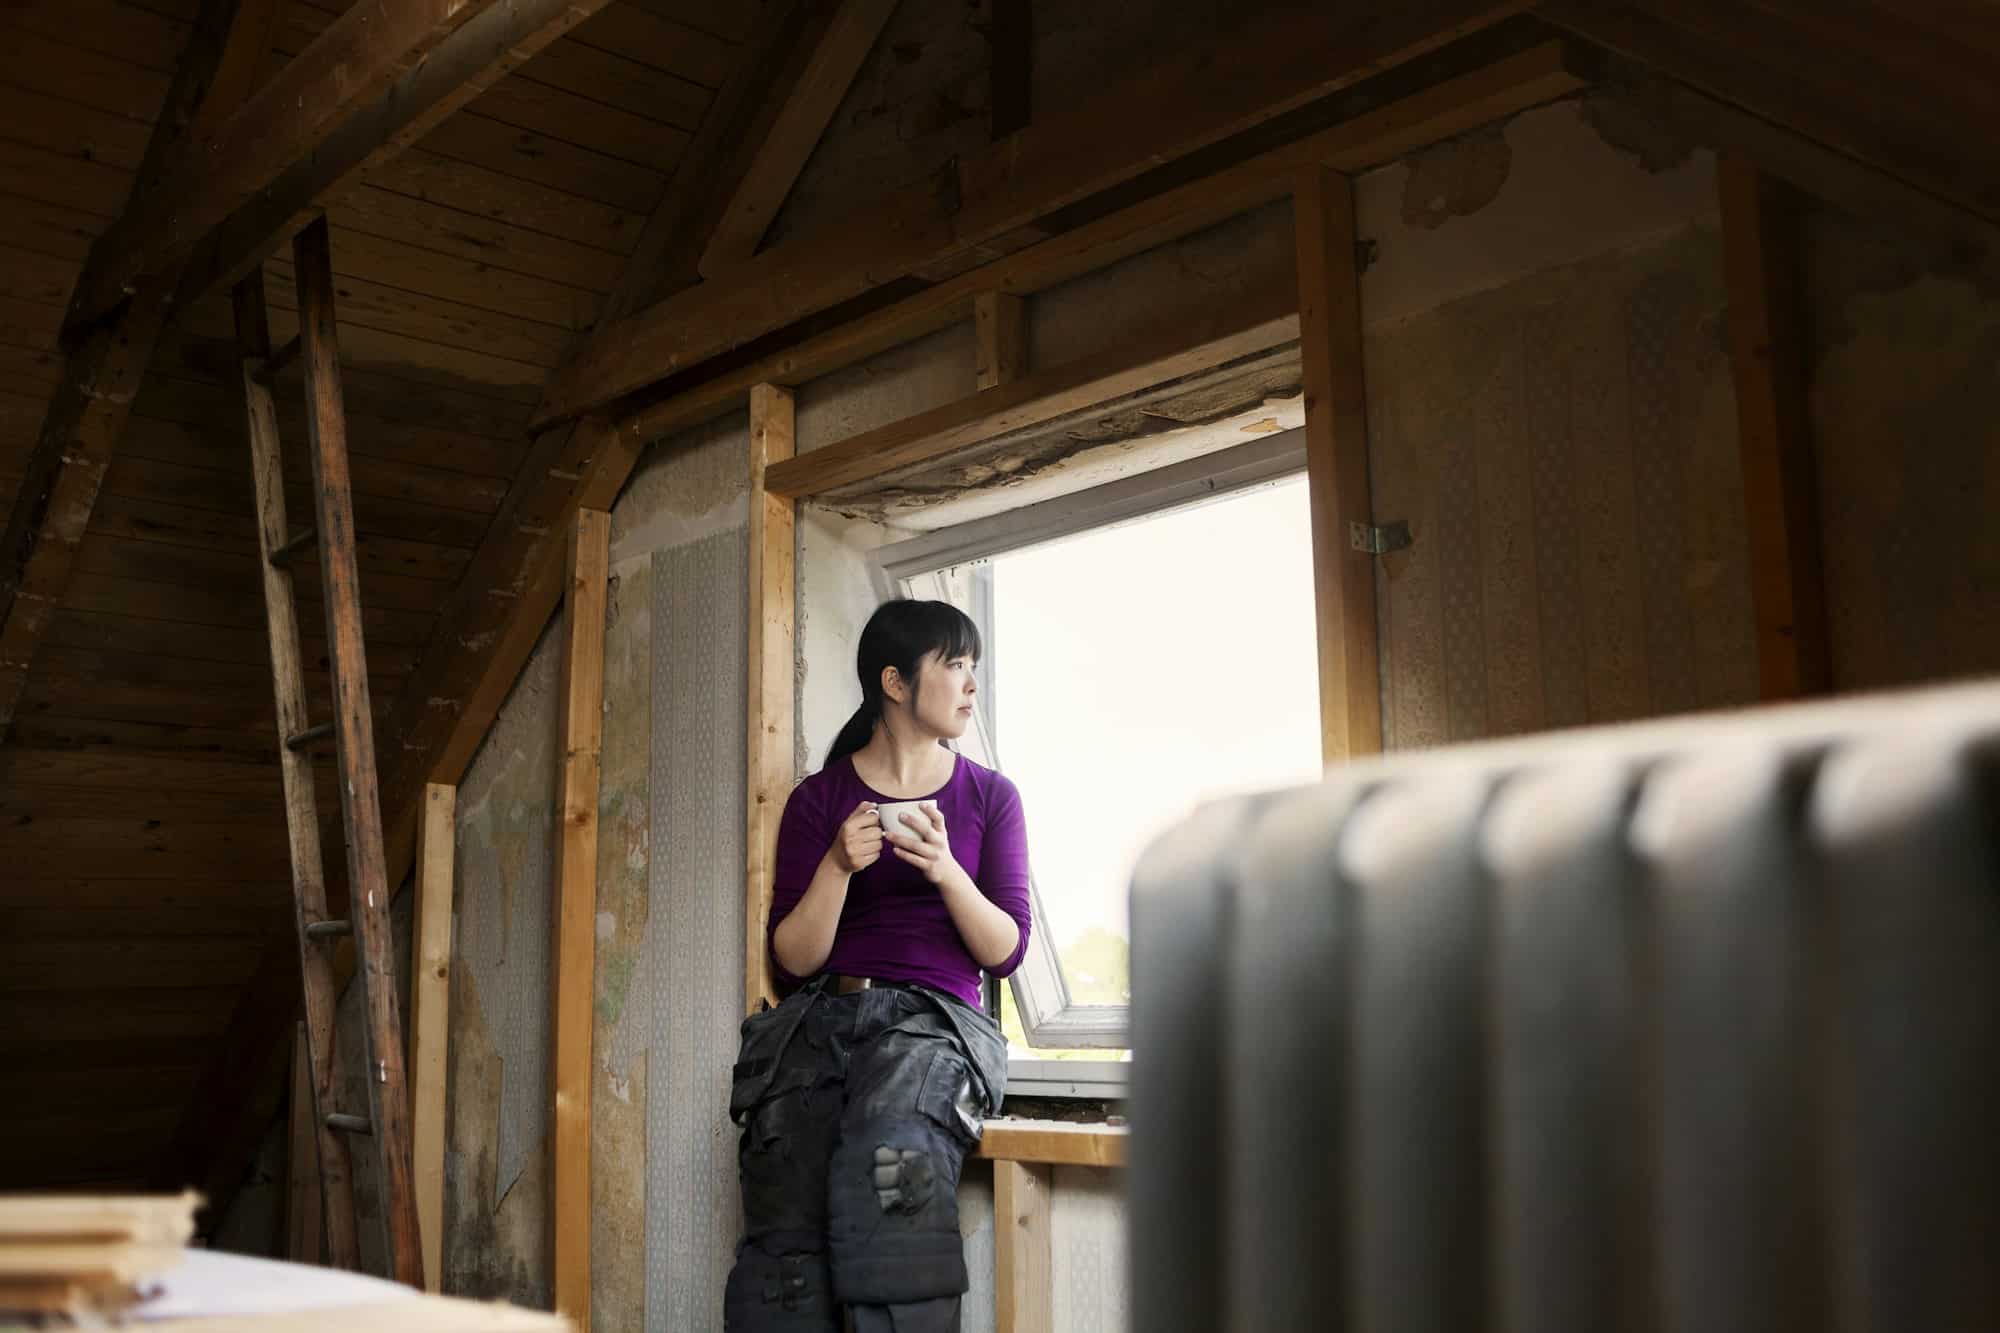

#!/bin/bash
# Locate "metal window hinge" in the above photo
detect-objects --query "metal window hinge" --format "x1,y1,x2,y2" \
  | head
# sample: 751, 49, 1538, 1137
1349, 519, 1412, 556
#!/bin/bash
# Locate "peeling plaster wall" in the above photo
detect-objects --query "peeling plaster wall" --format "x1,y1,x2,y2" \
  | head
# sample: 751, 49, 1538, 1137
1802, 210, 2000, 689
444, 624, 559, 1308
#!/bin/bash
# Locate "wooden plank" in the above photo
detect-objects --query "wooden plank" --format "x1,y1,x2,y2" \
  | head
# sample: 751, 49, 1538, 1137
698, 0, 900, 276
293, 214, 423, 1288
0, 937, 265, 991
0, 988, 239, 1043
359, 149, 644, 257
0, 192, 103, 264
994, 1160, 1052, 1333
468, 68, 694, 174
161, 0, 626, 322
536, 0, 1529, 426
621, 39, 1587, 444
287, 1024, 323, 1265
974, 291, 1028, 391
1292, 166, 1382, 762
976, 1120, 1129, 1168
0, 27, 174, 122
1718, 154, 1828, 700
552, 508, 609, 1329
410, 782, 457, 1293
2, 0, 192, 73
745, 385, 795, 1015
569, 4, 735, 87
89, 497, 469, 584
235, 265, 360, 1269
69, 0, 507, 329
0, 0, 278, 743
0, 84, 154, 175
329, 186, 622, 293
766, 276, 1298, 498
416, 112, 668, 216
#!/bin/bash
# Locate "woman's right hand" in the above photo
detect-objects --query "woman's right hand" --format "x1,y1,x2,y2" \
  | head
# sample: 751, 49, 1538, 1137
826, 801, 883, 875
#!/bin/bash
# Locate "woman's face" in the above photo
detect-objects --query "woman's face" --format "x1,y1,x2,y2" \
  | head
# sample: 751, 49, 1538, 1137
897, 649, 978, 739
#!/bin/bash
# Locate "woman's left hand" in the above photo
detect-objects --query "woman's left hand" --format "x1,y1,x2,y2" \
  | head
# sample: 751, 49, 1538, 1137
885, 803, 966, 889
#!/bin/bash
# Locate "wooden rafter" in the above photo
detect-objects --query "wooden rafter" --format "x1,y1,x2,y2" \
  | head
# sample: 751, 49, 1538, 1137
66, 0, 507, 332
0, 0, 278, 741
697, 0, 902, 277
533, 0, 1528, 428
170, 0, 624, 319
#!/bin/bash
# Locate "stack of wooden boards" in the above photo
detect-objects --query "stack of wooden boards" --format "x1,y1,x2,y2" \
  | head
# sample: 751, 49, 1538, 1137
0, 1192, 567, 1330
0, 1190, 198, 1317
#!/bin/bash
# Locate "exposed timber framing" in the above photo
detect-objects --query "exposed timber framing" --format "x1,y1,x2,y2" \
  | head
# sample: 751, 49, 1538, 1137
994, 1160, 1053, 1333
1717, 154, 1828, 700
699, 0, 902, 277
1292, 166, 1383, 762
552, 508, 609, 1330
744, 386, 798, 1016
534, 0, 1532, 427
977, 1120, 1129, 1168
409, 782, 457, 1293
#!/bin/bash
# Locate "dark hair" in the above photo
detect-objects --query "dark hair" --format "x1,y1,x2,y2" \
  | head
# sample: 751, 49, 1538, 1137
824, 598, 982, 767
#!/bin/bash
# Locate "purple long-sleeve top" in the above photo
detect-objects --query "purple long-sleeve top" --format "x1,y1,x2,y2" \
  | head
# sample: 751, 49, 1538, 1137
767, 751, 1033, 1010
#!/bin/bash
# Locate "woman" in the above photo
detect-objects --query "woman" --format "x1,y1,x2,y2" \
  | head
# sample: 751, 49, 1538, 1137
725, 598, 1033, 1333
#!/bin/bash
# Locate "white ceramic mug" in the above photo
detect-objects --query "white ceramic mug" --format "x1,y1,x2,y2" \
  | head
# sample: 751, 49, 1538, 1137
875, 800, 933, 839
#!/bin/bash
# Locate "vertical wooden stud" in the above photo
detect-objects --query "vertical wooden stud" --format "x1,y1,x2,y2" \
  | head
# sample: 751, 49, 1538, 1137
976, 291, 1029, 391
1719, 153, 1829, 700
746, 383, 798, 1015
995, 1160, 1053, 1333
409, 781, 456, 1294
1292, 166, 1383, 762
553, 508, 610, 1330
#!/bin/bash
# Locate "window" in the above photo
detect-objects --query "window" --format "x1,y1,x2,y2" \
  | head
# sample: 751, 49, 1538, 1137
879, 432, 1323, 1080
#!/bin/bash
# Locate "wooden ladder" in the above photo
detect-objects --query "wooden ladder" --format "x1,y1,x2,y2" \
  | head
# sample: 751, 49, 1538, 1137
231, 215, 424, 1286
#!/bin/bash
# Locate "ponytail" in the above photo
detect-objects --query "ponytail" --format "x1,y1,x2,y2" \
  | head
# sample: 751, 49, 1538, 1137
825, 697, 881, 767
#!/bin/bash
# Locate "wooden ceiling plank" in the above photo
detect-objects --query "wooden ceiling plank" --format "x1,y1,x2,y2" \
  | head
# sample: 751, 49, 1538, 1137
148, 0, 633, 325
697, 0, 901, 278
330, 188, 622, 294
360, 149, 646, 257
0, 193, 105, 265
0, 25, 176, 123
0, 139, 135, 219
0, 85, 156, 176
470, 66, 697, 175
417, 112, 672, 217
0, 0, 281, 744
2, 0, 194, 73
69, 0, 513, 330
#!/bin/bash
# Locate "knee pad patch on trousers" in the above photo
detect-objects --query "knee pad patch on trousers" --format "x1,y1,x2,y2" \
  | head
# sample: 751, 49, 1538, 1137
829, 1116, 970, 1306
724, 1242, 836, 1333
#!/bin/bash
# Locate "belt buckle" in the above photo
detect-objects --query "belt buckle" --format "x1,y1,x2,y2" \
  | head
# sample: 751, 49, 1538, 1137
834, 974, 873, 996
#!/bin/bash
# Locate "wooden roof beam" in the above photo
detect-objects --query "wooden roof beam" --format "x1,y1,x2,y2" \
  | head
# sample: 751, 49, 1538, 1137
532, 0, 1531, 429
697, 0, 903, 278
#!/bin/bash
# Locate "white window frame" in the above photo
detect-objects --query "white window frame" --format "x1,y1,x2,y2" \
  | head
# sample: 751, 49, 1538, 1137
874, 428, 1308, 1075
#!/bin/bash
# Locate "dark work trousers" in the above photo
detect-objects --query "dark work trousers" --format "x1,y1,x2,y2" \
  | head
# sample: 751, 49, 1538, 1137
725, 977, 1009, 1333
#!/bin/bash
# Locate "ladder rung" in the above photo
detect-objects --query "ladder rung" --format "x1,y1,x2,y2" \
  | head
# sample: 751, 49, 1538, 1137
304, 918, 351, 940
286, 721, 334, 752
270, 526, 317, 569
325, 1112, 372, 1135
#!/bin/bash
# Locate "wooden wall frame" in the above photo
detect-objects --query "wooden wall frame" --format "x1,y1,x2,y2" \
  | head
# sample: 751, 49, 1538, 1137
552, 509, 610, 1329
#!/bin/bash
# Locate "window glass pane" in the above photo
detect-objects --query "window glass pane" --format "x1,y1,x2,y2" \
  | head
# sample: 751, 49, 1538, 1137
988, 475, 1323, 1029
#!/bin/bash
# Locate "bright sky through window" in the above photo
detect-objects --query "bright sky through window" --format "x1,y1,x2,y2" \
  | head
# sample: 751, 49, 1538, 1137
989, 473, 1324, 1003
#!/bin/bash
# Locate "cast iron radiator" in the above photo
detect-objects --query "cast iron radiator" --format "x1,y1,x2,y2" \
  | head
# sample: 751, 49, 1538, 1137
1128, 683, 2000, 1333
